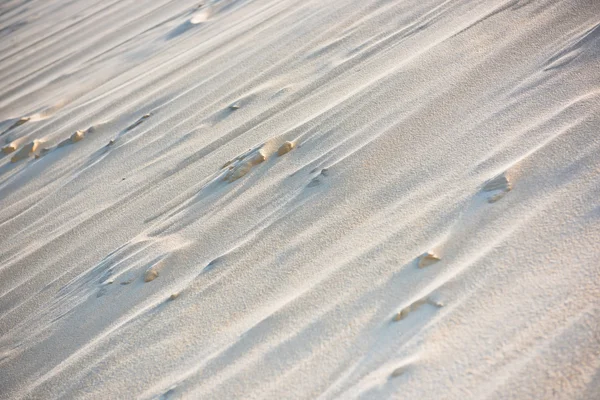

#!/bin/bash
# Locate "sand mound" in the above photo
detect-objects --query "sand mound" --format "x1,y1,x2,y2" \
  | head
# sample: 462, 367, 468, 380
10, 140, 40, 162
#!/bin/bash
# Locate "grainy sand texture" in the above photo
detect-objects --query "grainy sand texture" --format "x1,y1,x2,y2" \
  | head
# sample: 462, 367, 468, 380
0, 0, 599, 399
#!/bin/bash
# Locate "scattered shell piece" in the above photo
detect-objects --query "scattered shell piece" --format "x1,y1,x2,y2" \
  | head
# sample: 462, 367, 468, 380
107, 139, 115, 146
229, 103, 241, 110
277, 141, 295, 156
11, 140, 40, 163
105, 278, 115, 285
418, 252, 441, 268
2, 145, 16, 154
169, 292, 180, 301
144, 269, 159, 282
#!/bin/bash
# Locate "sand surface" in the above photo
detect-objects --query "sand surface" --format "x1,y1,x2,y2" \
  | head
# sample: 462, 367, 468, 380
1, 0, 599, 399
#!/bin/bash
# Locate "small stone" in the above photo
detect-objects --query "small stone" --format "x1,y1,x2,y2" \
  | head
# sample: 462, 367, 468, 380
277, 141, 295, 156
169, 292, 180, 301
229, 103, 241, 110
107, 139, 115, 146
144, 269, 159, 282
418, 252, 440, 268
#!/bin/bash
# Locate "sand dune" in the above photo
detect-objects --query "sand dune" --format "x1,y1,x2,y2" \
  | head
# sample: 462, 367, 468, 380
0, 0, 599, 399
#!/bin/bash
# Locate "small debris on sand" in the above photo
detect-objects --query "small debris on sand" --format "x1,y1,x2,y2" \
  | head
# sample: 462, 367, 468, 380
223, 150, 266, 182
11, 140, 40, 163
169, 292, 180, 301
393, 297, 443, 322
418, 252, 441, 268
70, 130, 85, 143
277, 141, 295, 156
390, 366, 408, 378
144, 269, 159, 282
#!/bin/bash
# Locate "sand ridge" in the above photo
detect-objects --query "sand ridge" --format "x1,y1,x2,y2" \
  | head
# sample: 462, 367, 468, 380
0, 0, 599, 399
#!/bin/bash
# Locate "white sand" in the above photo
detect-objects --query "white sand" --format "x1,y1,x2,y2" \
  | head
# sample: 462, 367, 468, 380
1, 0, 599, 398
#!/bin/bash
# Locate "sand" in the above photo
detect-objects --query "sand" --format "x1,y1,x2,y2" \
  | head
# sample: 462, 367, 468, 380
0, 0, 599, 399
